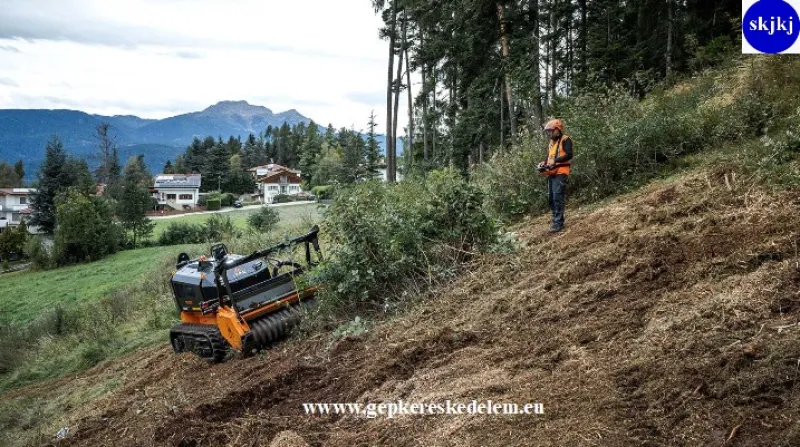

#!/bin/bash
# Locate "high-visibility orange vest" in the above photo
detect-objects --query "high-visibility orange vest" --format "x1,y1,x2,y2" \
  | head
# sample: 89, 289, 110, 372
545, 135, 572, 176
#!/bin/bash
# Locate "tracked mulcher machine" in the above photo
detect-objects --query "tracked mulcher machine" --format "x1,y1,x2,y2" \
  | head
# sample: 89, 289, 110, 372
168, 225, 323, 362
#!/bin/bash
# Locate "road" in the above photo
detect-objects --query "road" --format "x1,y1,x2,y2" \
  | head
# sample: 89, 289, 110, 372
148, 201, 317, 220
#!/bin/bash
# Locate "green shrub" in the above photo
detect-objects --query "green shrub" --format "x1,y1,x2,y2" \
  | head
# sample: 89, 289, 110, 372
0, 221, 27, 261
311, 185, 334, 200
159, 214, 242, 246
688, 36, 737, 72
23, 236, 52, 270
0, 324, 25, 374
52, 188, 121, 266
274, 194, 293, 203
472, 142, 547, 219
198, 192, 220, 207
220, 193, 235, 207
158, 221, 206, 245
206, 199, 221, 211
317, 170, 496, 312
205, 214, 241, 241
247, 206, 280, 233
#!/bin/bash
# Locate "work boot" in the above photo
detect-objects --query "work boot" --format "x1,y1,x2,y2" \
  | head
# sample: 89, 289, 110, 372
549, 224, 563, 233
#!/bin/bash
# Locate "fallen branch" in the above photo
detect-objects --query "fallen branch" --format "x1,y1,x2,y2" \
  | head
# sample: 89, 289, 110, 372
773, 322, 800, 333
723, 422, 742, 446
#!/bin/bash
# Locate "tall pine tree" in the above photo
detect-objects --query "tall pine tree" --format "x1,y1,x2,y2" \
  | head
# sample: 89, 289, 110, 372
118, 156, 155, 249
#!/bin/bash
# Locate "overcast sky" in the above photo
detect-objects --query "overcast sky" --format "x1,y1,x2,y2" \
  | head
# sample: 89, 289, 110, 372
0, 0, 408, 133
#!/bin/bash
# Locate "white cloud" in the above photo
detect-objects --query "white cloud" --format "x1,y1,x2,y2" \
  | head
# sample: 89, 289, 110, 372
0, 0, 411, 134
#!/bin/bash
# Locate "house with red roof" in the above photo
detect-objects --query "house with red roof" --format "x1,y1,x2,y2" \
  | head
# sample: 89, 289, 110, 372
251, 165, 304, 204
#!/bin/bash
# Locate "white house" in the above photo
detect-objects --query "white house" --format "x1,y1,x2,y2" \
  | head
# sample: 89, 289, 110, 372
152, 174, 202, 210
260, 169, 303, 204
247, 163, 301, 182
0, 188, 35, 233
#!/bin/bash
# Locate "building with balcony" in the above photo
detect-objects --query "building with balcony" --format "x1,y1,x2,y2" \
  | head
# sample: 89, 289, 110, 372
151, 174, 202, 211
247, 163, 301, 182
0, 188, 35, 233
260, 170, 303, 204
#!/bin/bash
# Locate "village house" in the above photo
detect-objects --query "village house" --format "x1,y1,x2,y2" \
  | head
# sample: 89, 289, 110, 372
259, 168, 303, 204
247, 163, 301, 182
151, 174, 202, 210
0, 188, 36, 233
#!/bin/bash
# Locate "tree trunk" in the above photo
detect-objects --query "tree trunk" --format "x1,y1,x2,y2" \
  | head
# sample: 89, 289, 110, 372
391, 9, 407, 181
567, 5, 573, 96
432, 63, 437, 161
666, 0, 673, 81
421, 37, 429, 162
549, 0, 557, 101
386, 0, 397, 182
449, 72, 455, 166
500, 80, 505, 149
578, 0, 587, 88
544, 5, 550, 107
530, 0, 543, 127
497, 3, 517, 138
606, 5, 611, 82
405, 43, 414, 166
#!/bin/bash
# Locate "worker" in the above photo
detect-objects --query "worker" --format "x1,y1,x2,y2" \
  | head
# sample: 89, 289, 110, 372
537, 118, 572, 233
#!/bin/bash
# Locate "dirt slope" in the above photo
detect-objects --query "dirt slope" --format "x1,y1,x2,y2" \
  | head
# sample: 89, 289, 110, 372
22, 170, 800, 446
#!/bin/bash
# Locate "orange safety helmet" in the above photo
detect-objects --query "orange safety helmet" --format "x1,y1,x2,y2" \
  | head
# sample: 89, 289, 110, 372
543, 119, 564, 132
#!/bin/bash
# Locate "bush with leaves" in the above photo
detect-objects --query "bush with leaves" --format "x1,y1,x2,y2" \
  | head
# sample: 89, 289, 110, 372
0, 220, 27, 261
24, 235, 52, 269
206, 199, 221, 211
205, 214, 241, 241
317, 170, 496, 312
311, 185, 334, 200
220, 192, 235, 207
247, 206, 280, 233
198, 191, 221, 207
158, 221, 206, 245
52, 188, 122, 266
274, 194, 294, 203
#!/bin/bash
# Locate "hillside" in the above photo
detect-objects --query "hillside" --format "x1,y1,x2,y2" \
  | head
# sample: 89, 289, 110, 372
7, 164, 798, 447
0, 101, 401, 178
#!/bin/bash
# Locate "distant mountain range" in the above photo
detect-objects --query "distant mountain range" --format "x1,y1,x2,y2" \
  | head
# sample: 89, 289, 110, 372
0, 100, 402, 180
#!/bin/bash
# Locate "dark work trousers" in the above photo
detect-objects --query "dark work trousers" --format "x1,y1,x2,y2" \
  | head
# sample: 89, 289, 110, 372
547, 174, 568, 228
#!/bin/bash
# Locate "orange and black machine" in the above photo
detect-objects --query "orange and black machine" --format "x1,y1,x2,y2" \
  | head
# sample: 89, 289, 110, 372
168, 225, 322, 362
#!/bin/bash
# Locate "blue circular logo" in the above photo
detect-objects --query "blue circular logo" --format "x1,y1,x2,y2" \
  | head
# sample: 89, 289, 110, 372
743, 0, 800, 53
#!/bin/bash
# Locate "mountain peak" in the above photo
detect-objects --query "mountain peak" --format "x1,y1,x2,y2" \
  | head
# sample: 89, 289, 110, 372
202, 100, 273, 117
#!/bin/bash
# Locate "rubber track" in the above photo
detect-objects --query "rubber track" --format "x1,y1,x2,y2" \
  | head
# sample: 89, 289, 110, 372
170, 323, 229, 363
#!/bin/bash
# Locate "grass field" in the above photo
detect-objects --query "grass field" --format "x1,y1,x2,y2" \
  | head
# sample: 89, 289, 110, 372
148, 203, 324, 239
0, 245, 200, 324
0, 204, 326, 325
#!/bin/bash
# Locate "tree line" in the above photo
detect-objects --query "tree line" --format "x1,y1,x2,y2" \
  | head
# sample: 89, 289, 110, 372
164, 114, 384, 190
7, 112, 390, 266
372, 0, 741, 178
0, 160, 25, 188
16, 125, 156, 267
